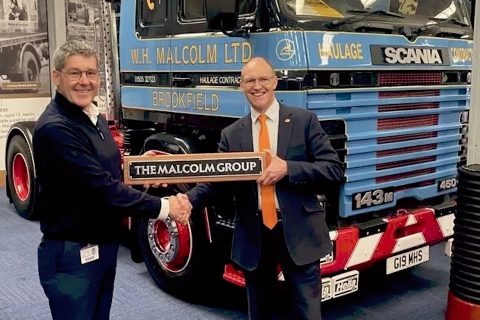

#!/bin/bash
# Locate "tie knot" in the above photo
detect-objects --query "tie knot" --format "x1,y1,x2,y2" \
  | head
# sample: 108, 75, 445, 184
258, 114, 267, 125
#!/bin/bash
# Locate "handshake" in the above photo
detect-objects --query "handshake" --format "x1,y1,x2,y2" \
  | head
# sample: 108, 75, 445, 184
141, 151, 193, 225
167, 193, 192, 225
142, 182, 191, 225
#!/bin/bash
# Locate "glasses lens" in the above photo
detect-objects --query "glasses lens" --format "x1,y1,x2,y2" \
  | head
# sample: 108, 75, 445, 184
63, 70, 98, 80
86, 71, 98, 79
244, 79, 255, 88
242, 76, 274, 88
67, 71, 81, 80
259, 77, 272, 86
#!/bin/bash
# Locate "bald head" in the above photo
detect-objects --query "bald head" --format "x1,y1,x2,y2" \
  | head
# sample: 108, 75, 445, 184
241, 57, 275, 78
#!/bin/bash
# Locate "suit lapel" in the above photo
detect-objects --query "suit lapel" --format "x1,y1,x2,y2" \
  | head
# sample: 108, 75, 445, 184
239, 116, 253, 152
277, 105, 293, 159
238, 115, 257, 195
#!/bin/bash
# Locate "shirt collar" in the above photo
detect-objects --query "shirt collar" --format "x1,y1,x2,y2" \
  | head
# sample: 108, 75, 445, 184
83, 102, 100, 125
250, 99, 279, 123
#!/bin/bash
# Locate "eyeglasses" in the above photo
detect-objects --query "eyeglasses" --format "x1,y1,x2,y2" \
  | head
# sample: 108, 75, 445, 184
60, 69, 99, 81
241, 76, 275, 89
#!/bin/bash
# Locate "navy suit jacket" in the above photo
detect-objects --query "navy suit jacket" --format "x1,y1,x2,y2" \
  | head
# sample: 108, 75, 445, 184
187, 104, 344, 271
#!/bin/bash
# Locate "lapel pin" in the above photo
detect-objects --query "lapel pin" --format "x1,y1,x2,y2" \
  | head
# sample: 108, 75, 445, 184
285, 119, 290, 123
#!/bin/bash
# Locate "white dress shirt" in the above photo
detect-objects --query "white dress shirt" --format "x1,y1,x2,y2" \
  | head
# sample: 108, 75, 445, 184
250, 99, 280, 210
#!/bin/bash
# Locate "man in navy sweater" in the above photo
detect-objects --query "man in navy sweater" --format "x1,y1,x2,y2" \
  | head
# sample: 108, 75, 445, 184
33, 40, 190, 319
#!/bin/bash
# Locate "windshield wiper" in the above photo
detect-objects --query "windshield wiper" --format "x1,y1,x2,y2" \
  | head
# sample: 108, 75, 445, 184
412, 17, 470, 38
324, 10, 404, 29
429, 16, 470, 27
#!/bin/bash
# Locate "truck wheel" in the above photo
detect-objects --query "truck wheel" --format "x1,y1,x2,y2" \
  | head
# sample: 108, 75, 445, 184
6, 135, 38, 220
22, 51, 39, 82
137, 185, 220, 299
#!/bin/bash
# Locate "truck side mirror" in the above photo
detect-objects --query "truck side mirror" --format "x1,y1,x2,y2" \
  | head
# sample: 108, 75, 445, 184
205, 0, 239, 31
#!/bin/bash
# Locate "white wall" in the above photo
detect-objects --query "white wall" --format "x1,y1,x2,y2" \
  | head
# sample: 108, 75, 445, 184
467, 1, 480, 164
0, 97, 49, 169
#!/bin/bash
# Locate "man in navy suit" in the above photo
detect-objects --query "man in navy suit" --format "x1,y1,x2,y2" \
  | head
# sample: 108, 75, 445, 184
187, 57, 344, 319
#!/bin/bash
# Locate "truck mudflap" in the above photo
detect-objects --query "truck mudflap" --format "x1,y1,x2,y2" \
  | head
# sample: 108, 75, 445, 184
222, 203, 455, 300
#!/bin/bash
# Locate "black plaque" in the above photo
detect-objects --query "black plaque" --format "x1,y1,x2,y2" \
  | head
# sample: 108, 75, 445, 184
124, 152, 266, 184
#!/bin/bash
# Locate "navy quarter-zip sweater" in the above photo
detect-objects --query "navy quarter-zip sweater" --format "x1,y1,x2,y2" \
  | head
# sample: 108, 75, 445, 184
33, 92, 161, 243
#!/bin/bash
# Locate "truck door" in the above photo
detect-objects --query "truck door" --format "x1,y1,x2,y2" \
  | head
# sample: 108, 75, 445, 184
119, 0, 172, 124
165, 0, 257, 119
168, 0, 226, 116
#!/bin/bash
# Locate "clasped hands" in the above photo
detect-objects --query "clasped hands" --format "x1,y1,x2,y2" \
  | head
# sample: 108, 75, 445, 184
142, 150, 192, 225
168, 193, 192, 225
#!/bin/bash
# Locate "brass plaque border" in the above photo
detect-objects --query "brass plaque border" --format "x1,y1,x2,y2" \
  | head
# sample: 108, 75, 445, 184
124, 152, 266, 184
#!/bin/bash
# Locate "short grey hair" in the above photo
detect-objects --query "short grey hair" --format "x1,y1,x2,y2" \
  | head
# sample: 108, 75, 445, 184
53, 40, 98, 70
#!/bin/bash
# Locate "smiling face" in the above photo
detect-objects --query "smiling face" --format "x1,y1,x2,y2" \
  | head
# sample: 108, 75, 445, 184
52, 54, 99, 109
240, 57, 278, 114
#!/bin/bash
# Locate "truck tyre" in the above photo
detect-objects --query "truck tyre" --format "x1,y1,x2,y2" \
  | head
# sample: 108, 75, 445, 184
6, 135, 38, 220
22, 51, 39, 83
136, 184, 221, 299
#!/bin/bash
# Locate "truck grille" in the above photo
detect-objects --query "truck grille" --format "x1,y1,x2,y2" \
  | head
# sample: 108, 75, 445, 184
378, 72, 442, 86
308, 71, 468, 218
377, 144, 436, 156
377, 132, 437, 144
377, 114, 438, 130
375, 91, 439, 184
376, 168, 436, 184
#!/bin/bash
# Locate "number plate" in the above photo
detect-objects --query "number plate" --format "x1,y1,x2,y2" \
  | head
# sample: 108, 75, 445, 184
386, 246, 429, 274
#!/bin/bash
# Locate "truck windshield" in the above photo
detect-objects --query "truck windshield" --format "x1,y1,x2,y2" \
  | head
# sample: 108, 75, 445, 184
284, 0, 471, 27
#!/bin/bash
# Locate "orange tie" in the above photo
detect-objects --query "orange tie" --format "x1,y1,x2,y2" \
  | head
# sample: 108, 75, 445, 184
258, 114, 277, 229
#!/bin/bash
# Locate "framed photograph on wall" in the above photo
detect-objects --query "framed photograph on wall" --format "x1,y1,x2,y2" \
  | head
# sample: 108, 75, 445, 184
0, 0, 50, 97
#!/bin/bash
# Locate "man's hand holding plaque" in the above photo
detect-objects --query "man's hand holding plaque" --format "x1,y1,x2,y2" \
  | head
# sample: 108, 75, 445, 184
142, 150, 168, 190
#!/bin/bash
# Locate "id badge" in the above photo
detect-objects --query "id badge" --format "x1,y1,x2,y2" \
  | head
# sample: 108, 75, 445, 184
80, 244, 99, 264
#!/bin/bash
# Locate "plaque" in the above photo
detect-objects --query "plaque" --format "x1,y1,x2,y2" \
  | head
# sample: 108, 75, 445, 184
124, 152, 266, 184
